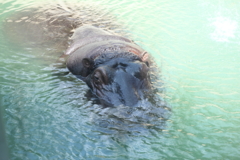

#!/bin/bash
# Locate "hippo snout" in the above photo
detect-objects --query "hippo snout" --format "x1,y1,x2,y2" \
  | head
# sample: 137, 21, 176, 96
84, 59, 151, 107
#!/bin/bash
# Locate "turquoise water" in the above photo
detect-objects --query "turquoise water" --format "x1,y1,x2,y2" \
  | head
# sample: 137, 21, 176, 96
1, 0, 240, 159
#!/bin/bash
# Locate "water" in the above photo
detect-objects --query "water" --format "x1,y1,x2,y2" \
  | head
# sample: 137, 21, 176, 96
0, 0, 240, 159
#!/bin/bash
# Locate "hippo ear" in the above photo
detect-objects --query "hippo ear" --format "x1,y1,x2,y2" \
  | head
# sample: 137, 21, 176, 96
67, 56, 94, 78
82, 58, 94, 69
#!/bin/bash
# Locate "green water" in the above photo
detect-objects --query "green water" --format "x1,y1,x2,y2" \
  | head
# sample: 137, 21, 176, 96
1, 0, 240, 159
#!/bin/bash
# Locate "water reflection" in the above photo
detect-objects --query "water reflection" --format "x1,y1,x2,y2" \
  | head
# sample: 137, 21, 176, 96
210, 16, 238, 42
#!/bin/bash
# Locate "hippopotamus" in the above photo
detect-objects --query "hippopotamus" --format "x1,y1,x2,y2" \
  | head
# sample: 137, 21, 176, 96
65, 25, 151, 107
3, 3, 153, 107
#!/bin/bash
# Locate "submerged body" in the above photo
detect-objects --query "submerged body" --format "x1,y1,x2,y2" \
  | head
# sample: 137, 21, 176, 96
3, 3, 154, 107
2, 2, 171, 136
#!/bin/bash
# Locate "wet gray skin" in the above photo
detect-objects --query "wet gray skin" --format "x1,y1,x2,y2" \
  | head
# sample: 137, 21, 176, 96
66, 25, 152, 107
85, 58, 151, 107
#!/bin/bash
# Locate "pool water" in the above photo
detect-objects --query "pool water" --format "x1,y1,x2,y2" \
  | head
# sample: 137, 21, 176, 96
0, 0, 240, 159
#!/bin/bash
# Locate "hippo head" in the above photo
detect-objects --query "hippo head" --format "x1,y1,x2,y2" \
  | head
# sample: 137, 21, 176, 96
67, 50, 151, 107
85, 55, 151, 107
65, 25, 152, 107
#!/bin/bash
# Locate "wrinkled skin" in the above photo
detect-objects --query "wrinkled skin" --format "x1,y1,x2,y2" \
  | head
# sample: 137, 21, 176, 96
66, 25, 151, 107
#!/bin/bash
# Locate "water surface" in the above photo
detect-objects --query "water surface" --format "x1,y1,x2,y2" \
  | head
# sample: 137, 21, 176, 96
0, 0, 240, 159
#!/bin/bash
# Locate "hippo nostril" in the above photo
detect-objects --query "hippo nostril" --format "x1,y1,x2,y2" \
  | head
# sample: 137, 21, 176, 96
134, 72, 142, 79
119, 62, 128, 67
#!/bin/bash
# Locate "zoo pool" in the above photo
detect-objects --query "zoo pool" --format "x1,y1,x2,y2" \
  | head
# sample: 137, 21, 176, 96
0, 0, 240, 159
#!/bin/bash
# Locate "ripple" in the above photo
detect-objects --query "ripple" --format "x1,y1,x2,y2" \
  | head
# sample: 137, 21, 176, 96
1, 0, 240, 159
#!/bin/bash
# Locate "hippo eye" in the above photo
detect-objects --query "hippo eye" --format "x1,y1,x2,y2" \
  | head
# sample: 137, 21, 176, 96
93, 71, 104, 88
94, 76, 100, 83
94, 75, 101, 85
